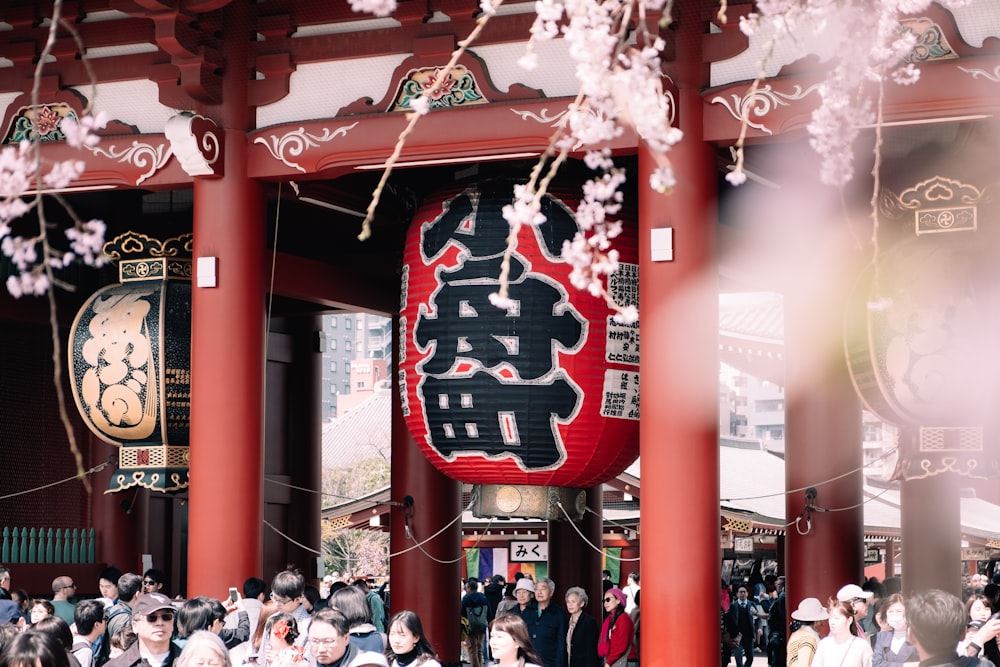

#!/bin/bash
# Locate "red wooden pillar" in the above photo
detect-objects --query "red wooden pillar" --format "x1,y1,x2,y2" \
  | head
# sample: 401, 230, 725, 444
187, 1, 265, 597
91, 435, 144, 573
901, 471, 961, 596
638, 15, 719, 659
783, 220, 864, 611
548, 484, 603, 617
390, 317, 462, 665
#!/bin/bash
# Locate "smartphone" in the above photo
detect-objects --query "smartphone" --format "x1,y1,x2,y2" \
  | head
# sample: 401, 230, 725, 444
229, 587, 239, 604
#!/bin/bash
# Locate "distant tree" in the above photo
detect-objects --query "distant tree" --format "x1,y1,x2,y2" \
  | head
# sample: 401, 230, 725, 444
322, 527, 389, 579
321, 455, 390, 507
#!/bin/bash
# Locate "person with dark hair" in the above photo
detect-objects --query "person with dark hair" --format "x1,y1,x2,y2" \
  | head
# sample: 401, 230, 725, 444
837, 584, 875, 643
386, 611, 439, 667
908, 589, 995, 666
597, 588, 633, 667
960, 593, 1000, 663
107, 627, 136, 661
600, 572, 613, 595
307, 609, 357, 667
490, 614, 543, 667
303, 587, 321, 614
270, 571, 309, 646
871, 593, 917, 666
811, 599, 872, 666
98, 569, 122, 605
350, 581, 385, 635
484, 576, 506, 624
106, 575, 142, 639
330, 585, 383, 653
142, 570, 167, 597
262, 613, 304, 667
71, 600, 107, 667
462, 580, 489, 667
0, 625, 19, 653
29, 616, 75, 651
725, 585, 761, 667
766, 575, 787, 667
1, 630, 70, 667
30, 600, 56, 625
176, 598, 216, 648
106, 593, 180, 667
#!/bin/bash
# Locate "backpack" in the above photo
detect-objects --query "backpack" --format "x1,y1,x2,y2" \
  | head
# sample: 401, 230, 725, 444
465, 604, 488, 634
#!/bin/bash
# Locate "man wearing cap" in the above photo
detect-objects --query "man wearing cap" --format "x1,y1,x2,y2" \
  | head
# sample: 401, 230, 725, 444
514, 578, 536, 615
786, 598, 828, 666
106, 592, 180, 667
837, 584, 874, 642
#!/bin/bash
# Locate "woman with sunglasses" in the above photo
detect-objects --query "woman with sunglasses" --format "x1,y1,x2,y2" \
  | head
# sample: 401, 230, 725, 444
596, 589, 633, 667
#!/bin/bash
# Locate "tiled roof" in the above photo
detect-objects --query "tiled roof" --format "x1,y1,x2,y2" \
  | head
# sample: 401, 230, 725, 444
321, 391, 392, 470
719, 293, 783, 343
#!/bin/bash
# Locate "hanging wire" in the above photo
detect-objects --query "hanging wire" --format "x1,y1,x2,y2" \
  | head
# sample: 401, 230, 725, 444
556, 501, 641, 562
388, 498, 474, 559
0, 461, 109, 501
583, 505, 638, 533
824, 485, 895, 512
721, 445, 900, 502
264, 519, 322, 555
408, 514, 500, 565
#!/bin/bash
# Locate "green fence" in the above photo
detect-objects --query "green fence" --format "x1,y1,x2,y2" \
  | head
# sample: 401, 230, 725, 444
0, 527, 96, 564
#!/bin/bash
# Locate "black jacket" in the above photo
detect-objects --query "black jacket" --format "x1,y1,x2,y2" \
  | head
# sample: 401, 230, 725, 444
567, 612, 599, 667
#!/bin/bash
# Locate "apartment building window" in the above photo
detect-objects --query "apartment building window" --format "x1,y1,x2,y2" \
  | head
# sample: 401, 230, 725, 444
330, 361, 337, 373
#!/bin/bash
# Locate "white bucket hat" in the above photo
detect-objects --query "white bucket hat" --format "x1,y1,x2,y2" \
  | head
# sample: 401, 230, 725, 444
791, 597, 829, 622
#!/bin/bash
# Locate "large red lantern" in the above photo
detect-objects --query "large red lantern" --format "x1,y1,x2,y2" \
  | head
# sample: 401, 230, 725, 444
399, 179, 639, 495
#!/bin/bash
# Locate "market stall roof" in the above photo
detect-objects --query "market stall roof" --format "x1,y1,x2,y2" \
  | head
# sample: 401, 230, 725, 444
715, 438, 1000, 543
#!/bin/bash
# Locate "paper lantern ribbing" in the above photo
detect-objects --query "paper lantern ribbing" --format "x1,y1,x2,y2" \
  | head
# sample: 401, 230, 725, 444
69, 232, 192, 493
399, 181, 639, 489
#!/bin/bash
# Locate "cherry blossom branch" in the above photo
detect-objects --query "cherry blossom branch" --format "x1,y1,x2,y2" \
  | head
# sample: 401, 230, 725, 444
357, 0, 506, 241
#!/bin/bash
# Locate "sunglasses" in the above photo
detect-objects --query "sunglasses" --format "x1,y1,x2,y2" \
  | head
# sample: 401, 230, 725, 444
603, 597, 616, 603
142, 580, 157, 586
143, 612, 175, 623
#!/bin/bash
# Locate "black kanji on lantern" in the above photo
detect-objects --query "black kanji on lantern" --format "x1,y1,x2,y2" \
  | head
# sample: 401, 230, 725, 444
421, 372, 579, 469
413, 185, 586, 471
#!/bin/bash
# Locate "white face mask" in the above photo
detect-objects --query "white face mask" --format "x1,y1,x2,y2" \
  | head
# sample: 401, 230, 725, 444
887, 613, 906, 631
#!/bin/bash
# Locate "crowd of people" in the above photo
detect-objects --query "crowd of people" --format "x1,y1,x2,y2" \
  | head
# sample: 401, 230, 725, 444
721, 572, 1000, 667
460, 570, 640, 667
0, 566, 641, 667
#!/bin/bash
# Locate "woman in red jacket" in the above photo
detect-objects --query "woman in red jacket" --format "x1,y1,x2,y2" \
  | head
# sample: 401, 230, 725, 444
597, 588, 634, 667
